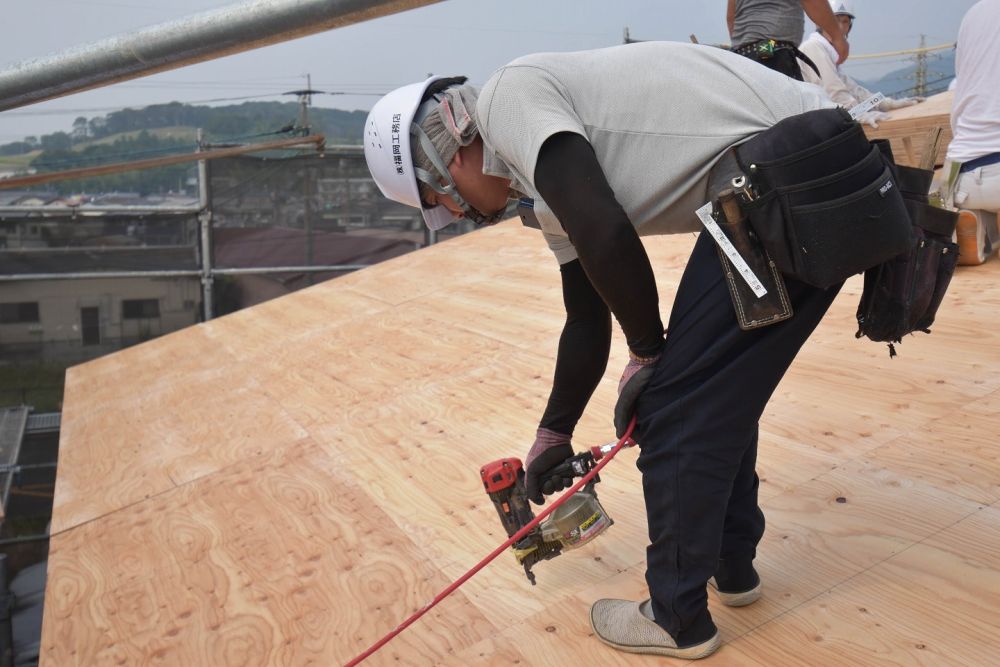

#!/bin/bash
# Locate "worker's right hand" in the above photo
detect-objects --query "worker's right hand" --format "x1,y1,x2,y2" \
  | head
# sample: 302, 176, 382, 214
831, 35, 850, 64
524, 428, 574, 505
613, 349, 662, 438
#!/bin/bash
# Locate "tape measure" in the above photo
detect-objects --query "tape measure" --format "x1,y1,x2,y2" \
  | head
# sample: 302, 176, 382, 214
849, 92, 886, 120
695, 201, 768, 298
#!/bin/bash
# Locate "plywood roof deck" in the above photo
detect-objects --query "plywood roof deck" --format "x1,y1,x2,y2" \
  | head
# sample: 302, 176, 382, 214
42, 222, 1000, 665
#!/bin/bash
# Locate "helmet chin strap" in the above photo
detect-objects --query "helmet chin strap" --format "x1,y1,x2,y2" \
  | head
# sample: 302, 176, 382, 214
412, 121, 508, 226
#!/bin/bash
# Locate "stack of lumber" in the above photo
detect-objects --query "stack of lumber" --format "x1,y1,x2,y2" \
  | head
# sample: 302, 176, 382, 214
865, 90, 954, 168
42, 220, 1000, 665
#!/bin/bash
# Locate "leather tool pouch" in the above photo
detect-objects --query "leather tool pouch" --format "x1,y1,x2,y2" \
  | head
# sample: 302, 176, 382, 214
854, 141, 960, 353
735, 108, 913, 288
713, 189, 793, 330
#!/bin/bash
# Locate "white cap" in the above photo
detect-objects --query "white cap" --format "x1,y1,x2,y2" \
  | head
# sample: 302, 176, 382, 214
363, 76, 457, 231
828, 0, 856, 18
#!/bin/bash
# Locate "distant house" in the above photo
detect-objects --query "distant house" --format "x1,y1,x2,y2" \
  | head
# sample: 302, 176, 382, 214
0, 190, 57, 207
212, 226, 416, 309
0, 246, 200, 363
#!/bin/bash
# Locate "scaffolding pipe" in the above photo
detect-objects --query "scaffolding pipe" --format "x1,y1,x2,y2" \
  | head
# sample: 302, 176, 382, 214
197, 130, 214, 320
0, 134, 326, 190
0, 265, 371, 282
214, 265, 368, 275
0, 0, 442, 111
0, 206, 202, 216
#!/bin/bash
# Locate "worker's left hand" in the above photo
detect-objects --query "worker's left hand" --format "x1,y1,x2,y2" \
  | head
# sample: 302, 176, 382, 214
524, 428, 574, 505
859, 110, 892, 128
613, 350, 662, 437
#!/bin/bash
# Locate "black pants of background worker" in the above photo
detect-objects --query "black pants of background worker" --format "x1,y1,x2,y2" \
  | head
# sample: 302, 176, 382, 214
735, 46, 804, 80
633, 231, 841, 645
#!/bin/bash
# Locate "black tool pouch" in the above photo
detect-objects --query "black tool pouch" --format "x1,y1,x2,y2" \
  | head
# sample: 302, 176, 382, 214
854, 142, 960, 354
713, 189, 793, 330
735, 108, 913, 288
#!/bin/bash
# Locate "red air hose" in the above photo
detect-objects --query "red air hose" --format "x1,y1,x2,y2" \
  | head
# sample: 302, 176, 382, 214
343, 416, 637, 666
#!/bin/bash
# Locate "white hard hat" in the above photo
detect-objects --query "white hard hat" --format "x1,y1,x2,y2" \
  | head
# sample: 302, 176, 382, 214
364, 76, 456, 231
828, 0, 855, 18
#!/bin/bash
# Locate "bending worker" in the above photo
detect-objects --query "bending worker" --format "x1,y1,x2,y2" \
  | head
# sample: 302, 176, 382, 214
727, 0, 849, 79
364, 42, 894, 660
798, 0, 924, 128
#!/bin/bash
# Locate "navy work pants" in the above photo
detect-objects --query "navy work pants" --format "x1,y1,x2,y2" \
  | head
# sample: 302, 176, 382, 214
634, 230, 841, 644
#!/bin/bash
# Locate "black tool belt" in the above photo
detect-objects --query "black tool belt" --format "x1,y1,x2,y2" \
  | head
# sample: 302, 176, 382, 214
732, 38, 796, 59
732, 39, 820, 77
855, 141, 960, 355
733, 107, 913, 289
709, 107, 959, 349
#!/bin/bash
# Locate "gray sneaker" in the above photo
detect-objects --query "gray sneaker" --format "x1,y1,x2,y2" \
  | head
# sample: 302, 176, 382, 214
710, 559, 762, 607
709, 576, 762, 607
589, 598, 721, 660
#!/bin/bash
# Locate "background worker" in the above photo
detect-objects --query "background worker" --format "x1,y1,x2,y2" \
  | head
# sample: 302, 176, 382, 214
798, 0, 924, 128
946, 0, 1000, 263
727, 0, 849, 79
365, 42, 843, 660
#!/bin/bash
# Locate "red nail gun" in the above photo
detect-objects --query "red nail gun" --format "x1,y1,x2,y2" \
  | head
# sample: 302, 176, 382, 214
479, 442, 622, 585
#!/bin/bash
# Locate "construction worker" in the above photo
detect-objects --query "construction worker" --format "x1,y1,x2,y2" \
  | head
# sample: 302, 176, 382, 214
727, 0, 849, 80
364, 42, 876, 660
798, 0, 924, 128
947, 0, 1000, 264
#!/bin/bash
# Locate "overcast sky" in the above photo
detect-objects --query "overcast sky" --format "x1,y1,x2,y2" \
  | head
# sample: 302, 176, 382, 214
0, 0, 979, 143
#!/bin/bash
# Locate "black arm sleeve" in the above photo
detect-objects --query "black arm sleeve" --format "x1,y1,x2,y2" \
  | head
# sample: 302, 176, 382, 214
534, 131, 665, 358
538, 259, 612, 435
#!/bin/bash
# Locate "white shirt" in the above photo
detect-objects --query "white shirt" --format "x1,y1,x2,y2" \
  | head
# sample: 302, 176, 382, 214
798, 31, 874, 109
948, 0, 1000, 163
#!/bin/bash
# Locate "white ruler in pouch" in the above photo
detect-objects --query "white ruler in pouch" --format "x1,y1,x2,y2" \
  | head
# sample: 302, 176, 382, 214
695, 201, 768, 298
849, 92, 885, 120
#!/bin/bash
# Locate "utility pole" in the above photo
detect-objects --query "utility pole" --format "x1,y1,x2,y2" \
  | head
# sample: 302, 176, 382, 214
286, 74, 320, 134
914, 34, 928, 97
285, 74, 320, 282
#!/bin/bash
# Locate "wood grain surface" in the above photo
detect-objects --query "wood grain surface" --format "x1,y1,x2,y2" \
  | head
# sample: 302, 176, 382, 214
865, 90, 954, 168
42, 220, 1000, 665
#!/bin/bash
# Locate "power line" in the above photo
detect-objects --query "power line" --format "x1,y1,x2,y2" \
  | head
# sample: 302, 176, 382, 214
0, 94, 285, 116
847, 41, 955, 61
887, 74, 955, 99
0, 90, 387, 119
31, 128, 302, 170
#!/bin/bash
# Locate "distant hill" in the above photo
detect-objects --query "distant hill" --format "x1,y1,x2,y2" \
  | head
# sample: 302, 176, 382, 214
0, 100, 369, 195
0, 100, 367, 158
856, 49, 956, 98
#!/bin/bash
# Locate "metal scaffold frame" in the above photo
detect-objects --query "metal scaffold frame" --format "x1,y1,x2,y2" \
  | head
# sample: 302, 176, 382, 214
0, 0, 443, 321
0, 0, 441, 111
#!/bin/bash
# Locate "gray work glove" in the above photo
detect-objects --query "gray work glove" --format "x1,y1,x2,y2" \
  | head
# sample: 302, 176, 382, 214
524, 428, 574, 505
859, 110, 892, 129
613, 350, 662, 438
878, 96, 922, 111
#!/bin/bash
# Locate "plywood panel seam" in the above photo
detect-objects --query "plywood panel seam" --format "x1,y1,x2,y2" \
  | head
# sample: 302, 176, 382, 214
744, 504, 988, 645
50, 436, 314, 537
47, 484, 181, 538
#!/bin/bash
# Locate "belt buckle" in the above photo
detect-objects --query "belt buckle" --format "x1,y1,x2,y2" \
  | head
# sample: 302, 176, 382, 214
756, 39, 777, 57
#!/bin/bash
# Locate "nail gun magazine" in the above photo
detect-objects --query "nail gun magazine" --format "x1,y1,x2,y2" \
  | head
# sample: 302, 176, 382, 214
479, 442, 623, 584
